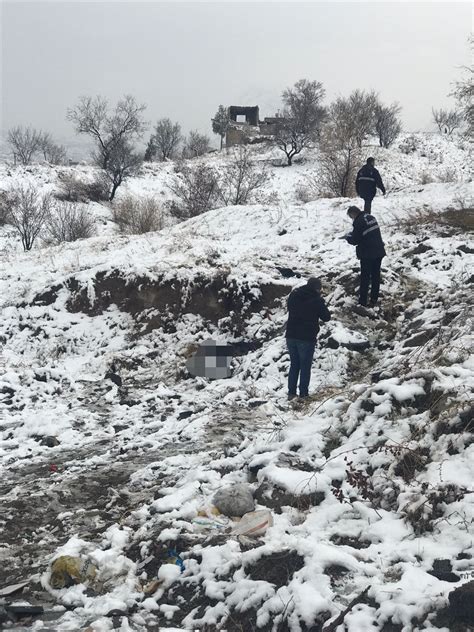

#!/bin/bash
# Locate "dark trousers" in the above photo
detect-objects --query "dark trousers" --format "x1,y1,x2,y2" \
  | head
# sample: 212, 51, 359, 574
362, 197, 374, 213
359, 257, 382, 306
287, 338, 315, 396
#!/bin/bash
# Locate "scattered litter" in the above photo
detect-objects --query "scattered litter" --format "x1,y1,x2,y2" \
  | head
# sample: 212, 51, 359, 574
49, 555, 97, 589
166, 549, 185, 573
213, 483, 255, 517
232, 510, 273, 537
0, 580, 29, 597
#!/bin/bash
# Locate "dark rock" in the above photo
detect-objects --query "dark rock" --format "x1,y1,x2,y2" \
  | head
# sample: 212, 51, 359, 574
119, 399, 139, 407
448, 580, 474, 624
275, 266, 301, 278
403, 329, 438, 348
325, 336, 340, 349
230, 340, 262, 356
278, 229, 287, 236
407, 243, 433, 256
254, 481, 324, 514
105, 372, 122, 387
113, 425, 129, 433
178, 410, 194, 420
457, 244, 474, 254
34, 372, 48, 383
245, 550, 305, 587
42, 436, 60, 448
330, 534, 371, 549
248, 399, 268, 408
428, 570, 461, 582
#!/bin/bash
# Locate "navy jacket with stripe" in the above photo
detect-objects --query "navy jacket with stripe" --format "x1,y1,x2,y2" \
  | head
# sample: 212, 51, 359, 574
346, 212, 386, 260
355, 165, 385, 199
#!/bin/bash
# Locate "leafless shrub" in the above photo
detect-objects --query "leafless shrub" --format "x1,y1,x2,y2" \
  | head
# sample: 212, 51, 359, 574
437, 167, 458, 183
374, 102, 402, 147
388, 207, 448, 235
56, 172, 110, 203
0, 191, 10, 226
182, 130, 211, 158
453, 192, 474, 210
113, 195, 164, 234
216, 146, 269, 205
450, 55, 473, 137
324, 90, 378, 150
6, 184, 52, 250
7, 126, 44, 165
145, 118, 182, 161
168, 163, 219, 220
295, 174, 322, 202
39, 134, 68, 165
317, 132, 361, 198
44, 201, 96, 244
432, 107, 464, 136
419, 171, 435, 185
398, 134, 420, 154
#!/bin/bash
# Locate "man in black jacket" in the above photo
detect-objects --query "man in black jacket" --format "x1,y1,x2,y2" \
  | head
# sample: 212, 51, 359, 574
344, 206, 386, 307
355, 157, 385, 214
285, 277, 331, 399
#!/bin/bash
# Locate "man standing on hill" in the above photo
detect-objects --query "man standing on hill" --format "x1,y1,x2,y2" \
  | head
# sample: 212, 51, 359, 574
355, 157, 386, 214
343, 206, 386, 307
285, 278, 331, 400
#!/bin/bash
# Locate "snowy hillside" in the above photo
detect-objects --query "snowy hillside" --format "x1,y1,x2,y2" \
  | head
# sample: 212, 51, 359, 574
0, 134, 473, 632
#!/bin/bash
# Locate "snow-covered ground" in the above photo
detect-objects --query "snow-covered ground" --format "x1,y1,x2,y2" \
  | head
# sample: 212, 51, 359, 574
0, 134, 473, 631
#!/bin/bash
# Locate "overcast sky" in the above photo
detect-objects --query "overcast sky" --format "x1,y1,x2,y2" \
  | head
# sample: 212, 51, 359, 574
1, 1, 471, 153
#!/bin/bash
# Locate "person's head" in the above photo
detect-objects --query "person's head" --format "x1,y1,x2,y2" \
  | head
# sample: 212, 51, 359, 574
366, 157, 375, 166
347, 206, 361, 220
306, 277, 322, 294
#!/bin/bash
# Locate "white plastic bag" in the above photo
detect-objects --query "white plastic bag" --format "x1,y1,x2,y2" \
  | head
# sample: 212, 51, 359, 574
232, 510, 273, 537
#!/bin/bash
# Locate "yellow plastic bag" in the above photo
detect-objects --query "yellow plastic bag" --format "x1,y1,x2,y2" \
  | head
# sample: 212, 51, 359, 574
50, 555, 97, 589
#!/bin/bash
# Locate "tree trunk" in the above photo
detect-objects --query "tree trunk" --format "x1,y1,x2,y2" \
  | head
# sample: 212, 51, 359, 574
109, 180, 120, 201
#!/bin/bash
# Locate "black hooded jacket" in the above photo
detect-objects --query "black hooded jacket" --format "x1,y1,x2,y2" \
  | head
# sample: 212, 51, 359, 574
285, 286, 331, 342
355, 165, 385, 199
346, 212, 386, 259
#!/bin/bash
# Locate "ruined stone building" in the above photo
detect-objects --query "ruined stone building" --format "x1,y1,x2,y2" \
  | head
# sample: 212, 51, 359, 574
225, 105, 286, 147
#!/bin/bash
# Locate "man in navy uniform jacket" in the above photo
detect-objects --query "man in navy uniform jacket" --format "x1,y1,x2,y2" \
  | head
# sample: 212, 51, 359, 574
285, 278, 331, 399
355, 157, 386, 214
344, 206, 386, 307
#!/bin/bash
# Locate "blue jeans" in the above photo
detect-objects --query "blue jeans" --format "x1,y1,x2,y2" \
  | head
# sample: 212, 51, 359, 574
287, 338, 316, 396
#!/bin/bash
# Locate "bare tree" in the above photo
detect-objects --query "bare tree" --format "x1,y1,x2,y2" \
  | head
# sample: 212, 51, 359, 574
103, 139, 143, 201
56, 172, 110, 203
217, 147, 269, 205
273, 121, 313, 166
44, 201, 96, 244
67, 95, 147, 169
325, 90, 378, 149
7, 126, 44, 165
450, 37, 474, 137
282, 79, 326, 135
145, 118, 182, 161
374, 102, 402, 147
317, 125, 362, 198
168, 163, 219, 220
39, 133, 68, 165
212, 105, 230, 150
273, 79, 326, 166
6, 185, 52, 250
432, 108, 463, 135
112, 195, 164, 234
182, 130, 211, 158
